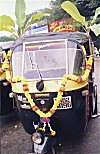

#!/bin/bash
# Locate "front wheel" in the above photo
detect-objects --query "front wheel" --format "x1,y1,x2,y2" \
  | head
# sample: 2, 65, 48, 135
32, 136, 56, 154
32, 144, 56, 154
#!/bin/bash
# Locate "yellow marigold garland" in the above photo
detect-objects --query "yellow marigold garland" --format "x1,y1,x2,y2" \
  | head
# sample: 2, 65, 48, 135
2, 51, 93, 119
1, 51, 93, 136
67, 57, 93, 82
0, 50, 12, 79
22, 77, 65, 118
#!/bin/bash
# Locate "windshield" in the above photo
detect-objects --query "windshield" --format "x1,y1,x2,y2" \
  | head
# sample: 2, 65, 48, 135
12, 39, 85, 80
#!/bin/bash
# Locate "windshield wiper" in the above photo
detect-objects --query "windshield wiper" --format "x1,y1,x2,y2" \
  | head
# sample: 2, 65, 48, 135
28, 52, 44, 91
33, 63, 43, 80
28, 52, 42, 80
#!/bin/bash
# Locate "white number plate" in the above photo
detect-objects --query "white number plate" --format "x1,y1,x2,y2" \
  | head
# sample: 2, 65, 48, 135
54, 96, 72, 110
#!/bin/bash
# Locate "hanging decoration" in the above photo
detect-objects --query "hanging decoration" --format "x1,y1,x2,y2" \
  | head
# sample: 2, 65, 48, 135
0, 50, 12, 81
1, 50, 93, 135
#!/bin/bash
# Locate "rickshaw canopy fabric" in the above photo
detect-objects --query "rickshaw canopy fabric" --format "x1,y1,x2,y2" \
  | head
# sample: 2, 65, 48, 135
11, 32, 89, 50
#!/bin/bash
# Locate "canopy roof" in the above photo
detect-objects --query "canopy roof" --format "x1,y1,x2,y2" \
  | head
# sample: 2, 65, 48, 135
11, 32, 89, 50
0, 41, 14, 50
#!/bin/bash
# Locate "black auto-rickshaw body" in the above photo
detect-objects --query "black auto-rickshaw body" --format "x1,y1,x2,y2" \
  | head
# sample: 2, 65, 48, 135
10, 32, 97, 153
0, 43, 15, 115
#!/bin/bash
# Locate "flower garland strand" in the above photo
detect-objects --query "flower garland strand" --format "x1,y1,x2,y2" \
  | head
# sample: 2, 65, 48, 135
67, 57, 93, 82
2, 50, 93, 116
2, 52, 93, 119
0, 50, 12, 81
18, 55, 93, 119
2, 50, 93, 136
22, 75, 67, 118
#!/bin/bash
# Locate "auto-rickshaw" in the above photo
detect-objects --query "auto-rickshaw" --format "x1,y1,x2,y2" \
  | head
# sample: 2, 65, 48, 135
4, 32, 98, 153
0, 42, 15, 115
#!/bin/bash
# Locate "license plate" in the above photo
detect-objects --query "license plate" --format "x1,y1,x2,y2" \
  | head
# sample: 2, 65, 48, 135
54, 96, 72, 110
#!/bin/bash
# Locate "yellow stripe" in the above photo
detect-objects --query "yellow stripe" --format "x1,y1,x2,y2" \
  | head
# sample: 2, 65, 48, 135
35, 93, 50, 97
12, 79, 88, 93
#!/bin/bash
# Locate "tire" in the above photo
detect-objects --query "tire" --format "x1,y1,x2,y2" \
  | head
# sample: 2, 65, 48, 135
32, 137, 56, 154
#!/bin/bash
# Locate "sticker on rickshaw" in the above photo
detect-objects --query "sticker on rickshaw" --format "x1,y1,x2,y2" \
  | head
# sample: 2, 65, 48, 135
54, 96, 72, 110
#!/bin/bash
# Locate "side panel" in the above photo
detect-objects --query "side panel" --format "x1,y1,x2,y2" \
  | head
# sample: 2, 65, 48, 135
0, 80, 14, 115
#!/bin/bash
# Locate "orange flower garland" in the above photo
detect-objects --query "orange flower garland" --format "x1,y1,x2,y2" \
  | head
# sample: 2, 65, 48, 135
2, 50, 93, 119
2, 50, 93, 136
22, 76, 67, 118
0, 50, 12, 79
0, 48, 93, 136
67, 57, 93, 82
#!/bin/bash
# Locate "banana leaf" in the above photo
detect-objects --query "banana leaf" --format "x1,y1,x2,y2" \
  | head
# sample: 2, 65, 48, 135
15, 0, 26, 28
91, 7, 100, 24
0, 26, 19, 38
0, 15, 15, 29
90, 24, 100, 36
61, 1, 88, 28
25, 13, 50, 28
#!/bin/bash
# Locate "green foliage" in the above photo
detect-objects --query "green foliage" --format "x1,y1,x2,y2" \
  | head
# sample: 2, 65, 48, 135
0, 0, 49, 38
47, 0, 100, 22
15, 0, 26, 29
91, 7, 100, 24
90, 24, 100, 36
89, 7, 100, 36
75, 0, 100, 17
0, 36, 15, 42
61, 1, 88, 27
40, 0, 70, 22
61, 1, 100, 36
24, 13, 50, 32
0, 16, 19, 38
0, 15, 15, 28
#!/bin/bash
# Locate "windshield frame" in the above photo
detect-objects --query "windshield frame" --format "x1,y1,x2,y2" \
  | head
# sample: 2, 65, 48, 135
22, 39, 68, 80
15, 39, 85, 81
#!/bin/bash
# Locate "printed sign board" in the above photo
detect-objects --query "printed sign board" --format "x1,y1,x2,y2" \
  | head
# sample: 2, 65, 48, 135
49, 18, 80, 32
26, 19, 49, 35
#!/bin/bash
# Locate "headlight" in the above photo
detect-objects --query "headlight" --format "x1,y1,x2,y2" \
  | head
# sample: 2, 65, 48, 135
2, 81, 9, 86
9, 92, 14, 98
32, 132, 44, 145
